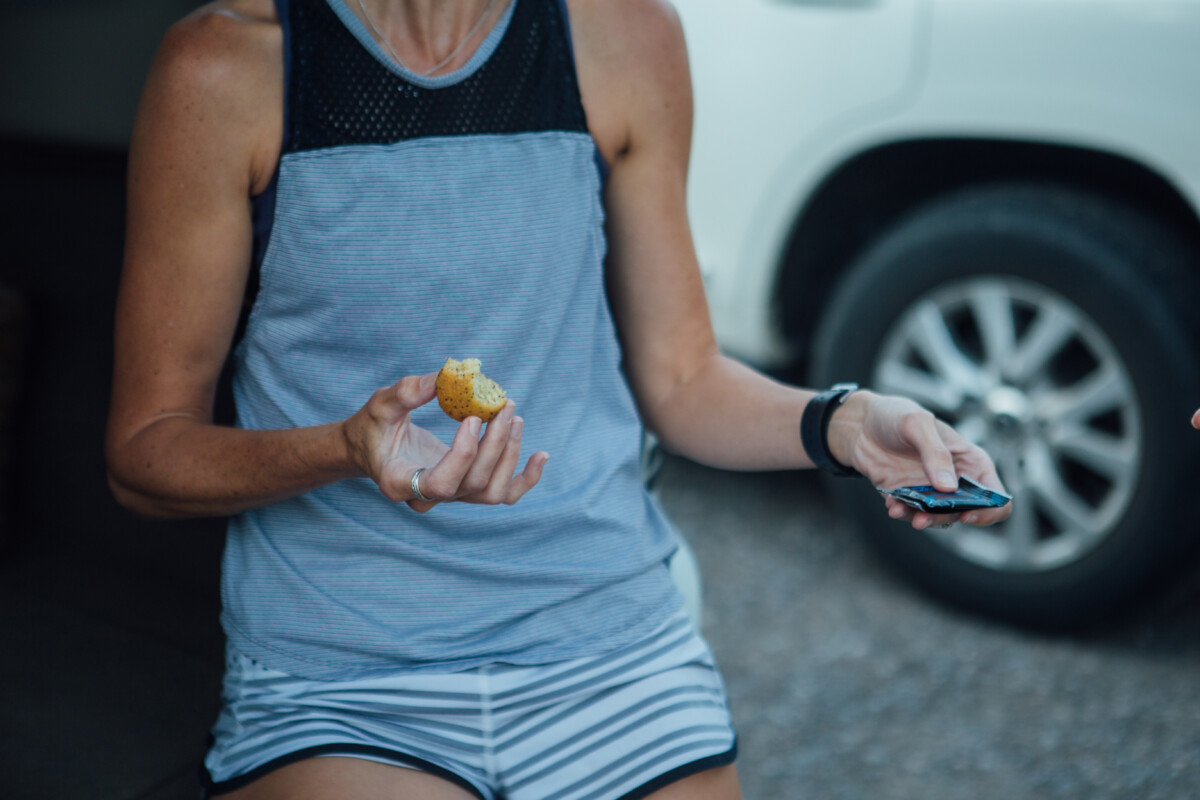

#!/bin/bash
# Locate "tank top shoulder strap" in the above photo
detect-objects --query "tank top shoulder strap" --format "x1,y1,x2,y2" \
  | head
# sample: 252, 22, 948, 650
241, 0, 292, 347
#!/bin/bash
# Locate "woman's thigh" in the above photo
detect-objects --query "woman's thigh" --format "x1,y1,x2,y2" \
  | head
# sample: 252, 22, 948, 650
218, 756, 481, 800
643, 764, 742, 800
219, 757, 741, 800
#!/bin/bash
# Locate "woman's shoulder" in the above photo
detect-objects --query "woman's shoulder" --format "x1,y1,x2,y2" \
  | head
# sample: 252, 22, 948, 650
155, 0, 281, 93
564, 0, 691, 164
565, 0, 686, 66
136, 0, 284, 194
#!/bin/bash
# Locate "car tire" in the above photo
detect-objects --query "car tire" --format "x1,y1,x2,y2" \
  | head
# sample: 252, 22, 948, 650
810, 183, 1200, 629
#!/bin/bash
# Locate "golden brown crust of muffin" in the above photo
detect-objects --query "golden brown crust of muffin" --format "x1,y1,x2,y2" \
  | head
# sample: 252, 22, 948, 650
435, 357, 508, 423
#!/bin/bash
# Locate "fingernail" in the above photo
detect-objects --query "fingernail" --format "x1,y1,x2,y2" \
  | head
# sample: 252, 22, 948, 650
962, 513, 977, 525
937, 471, 957, 489
469, 417, 481, 435
511, 418, 524, 439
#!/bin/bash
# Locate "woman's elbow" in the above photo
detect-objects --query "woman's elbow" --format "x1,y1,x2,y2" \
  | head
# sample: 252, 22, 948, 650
105, 459, 184, 520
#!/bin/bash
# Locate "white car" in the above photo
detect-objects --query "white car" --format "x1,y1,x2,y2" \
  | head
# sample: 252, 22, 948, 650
675, 0, 1200, 628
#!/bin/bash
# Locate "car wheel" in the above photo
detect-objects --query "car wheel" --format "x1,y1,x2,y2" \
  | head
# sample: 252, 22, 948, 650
810, 183, 1200, 629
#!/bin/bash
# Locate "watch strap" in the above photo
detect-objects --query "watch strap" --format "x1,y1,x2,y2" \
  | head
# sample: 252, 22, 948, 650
801, 383, 861, 477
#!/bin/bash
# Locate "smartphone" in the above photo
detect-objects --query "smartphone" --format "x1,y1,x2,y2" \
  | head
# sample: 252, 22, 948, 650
878, 476, 1011, 514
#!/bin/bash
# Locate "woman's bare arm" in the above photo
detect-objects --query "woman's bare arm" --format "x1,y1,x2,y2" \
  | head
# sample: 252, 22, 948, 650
105, 6, 358, 518
106, 6, 547, 519
573, 0, 816, 471
573, 0, 1009, 529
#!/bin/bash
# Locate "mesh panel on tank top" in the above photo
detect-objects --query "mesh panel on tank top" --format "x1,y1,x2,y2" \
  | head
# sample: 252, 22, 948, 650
287, 0, 588, 153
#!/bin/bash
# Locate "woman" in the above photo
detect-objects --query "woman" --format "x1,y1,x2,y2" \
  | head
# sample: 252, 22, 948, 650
105, 0, 1010, 797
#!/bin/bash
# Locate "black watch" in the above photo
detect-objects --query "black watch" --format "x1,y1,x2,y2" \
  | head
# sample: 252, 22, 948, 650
801, 383, 861, 477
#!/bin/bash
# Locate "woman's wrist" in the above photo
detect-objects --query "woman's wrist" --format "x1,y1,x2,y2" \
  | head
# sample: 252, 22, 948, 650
825, 389, 870, 472
336, 417, 372, 480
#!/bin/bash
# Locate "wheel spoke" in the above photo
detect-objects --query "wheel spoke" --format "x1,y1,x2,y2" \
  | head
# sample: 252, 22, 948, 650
1026, 442, 1100, 538
954, 415, 989, 447
875, 360, 964, 415
998, 488, 1038, 570
1039, 364, 1131, 426
909, 301, 987, 394
1047, 423, 1139, 484
1004, 303, 1075, 385
968, 282, 1017, 374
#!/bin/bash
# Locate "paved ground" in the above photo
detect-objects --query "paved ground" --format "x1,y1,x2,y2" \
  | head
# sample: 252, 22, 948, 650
654, 455, 1200, 800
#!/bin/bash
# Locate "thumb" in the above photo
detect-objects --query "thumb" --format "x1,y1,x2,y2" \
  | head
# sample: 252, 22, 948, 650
908, 415, 958, 492
393, 372, 438, 412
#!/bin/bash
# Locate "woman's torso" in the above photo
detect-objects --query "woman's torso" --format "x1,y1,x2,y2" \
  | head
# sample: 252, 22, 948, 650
219, 0, 681, 679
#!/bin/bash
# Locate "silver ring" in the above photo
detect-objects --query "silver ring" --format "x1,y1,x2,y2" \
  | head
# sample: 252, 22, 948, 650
410, 467, 432, 502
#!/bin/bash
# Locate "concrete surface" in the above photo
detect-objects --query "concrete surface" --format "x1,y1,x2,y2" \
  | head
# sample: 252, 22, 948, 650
655, 456, 1200, 800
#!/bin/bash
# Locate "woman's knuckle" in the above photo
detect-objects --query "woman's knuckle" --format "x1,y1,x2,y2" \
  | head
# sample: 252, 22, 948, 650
424, 476, 451, 499
462, 476, 488, 496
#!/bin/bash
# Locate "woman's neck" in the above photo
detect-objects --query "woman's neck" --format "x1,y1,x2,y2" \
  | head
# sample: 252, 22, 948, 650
353, 0, 507, 76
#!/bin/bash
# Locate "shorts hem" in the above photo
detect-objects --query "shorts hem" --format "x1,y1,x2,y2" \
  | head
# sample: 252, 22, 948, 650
615, 738, 739, 800
200, 743, 488, 799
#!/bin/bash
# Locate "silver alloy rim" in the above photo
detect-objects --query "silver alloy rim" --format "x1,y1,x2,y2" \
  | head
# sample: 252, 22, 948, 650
872, 276, 1142, 572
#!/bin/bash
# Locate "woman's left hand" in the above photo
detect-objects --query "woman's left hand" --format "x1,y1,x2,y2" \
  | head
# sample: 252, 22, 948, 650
828, 390, 1012, 530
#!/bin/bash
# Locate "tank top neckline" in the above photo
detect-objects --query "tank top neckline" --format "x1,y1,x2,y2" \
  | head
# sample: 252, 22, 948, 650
324, 0, 519, 89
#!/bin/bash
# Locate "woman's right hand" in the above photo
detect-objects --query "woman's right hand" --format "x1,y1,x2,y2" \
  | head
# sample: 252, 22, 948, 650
342, 372, 549, 512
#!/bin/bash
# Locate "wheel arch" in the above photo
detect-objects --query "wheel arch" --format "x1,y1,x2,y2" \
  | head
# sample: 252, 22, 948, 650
774, 137, 1200, 378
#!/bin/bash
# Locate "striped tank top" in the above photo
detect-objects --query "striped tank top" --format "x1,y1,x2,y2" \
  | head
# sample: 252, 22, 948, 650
221, 0, 681, 679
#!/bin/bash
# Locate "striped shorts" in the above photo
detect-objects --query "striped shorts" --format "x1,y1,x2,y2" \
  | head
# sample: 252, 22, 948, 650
201, 609, 737, 799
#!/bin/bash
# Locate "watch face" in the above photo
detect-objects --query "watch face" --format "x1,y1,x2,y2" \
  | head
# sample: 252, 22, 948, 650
831, 382, 859, 394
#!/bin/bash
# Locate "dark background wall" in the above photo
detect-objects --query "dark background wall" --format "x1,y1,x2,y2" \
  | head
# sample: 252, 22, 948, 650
0, 0, 225, 617
0, 10, 231, 795
0, 0, 201, 147
0, 138, 227, 618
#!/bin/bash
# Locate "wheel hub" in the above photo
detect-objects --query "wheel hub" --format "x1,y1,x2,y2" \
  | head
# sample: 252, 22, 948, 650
983, 385, 1031, 440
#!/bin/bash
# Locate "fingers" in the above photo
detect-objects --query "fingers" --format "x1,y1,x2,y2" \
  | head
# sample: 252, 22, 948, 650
961, 504, 1012, 527
866, 394, 1013, 529
884, 497, 951, 530
406, 403, 549, 510
504, 449, 550, 505
474, 413, 525, 502
411, 416, 482, 503
884, 493, 1011, 530
900, 412, 959, 492
462, 410, 549, 505
887, 500, 964, 531
457, 402, 516, 496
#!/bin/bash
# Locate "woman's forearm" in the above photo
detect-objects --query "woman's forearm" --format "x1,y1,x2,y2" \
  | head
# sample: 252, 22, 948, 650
106, 415, 360, 519
641, 354, 820, 472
